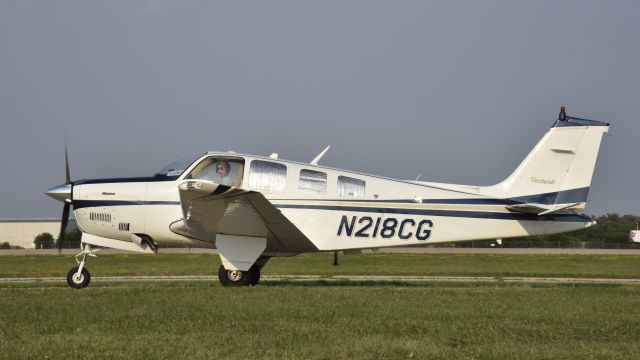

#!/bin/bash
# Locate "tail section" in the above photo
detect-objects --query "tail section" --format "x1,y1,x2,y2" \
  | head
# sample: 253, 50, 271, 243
483, 109, 609, 213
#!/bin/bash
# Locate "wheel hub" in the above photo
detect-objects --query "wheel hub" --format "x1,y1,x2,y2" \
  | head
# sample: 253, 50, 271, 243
73, 273, 84, 284
227, 270, 243, 281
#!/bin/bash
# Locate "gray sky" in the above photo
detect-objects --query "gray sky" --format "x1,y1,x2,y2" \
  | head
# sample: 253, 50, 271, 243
1, 0, 638, 218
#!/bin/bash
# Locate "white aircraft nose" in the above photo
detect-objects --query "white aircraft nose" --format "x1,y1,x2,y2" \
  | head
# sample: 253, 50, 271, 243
45, 184, 72, 203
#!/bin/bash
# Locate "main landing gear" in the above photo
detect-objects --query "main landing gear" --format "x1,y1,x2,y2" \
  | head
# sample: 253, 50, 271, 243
66, 244, 99, 289
217, 256, 270, 287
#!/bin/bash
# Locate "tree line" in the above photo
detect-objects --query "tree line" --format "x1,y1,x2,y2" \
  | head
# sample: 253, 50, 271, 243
28, 228, 83, 250
455, 213, 640, 248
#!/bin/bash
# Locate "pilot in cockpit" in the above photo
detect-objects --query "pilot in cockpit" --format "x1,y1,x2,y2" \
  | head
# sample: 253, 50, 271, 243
214, 160, 233, 186
188, 157, 243, 186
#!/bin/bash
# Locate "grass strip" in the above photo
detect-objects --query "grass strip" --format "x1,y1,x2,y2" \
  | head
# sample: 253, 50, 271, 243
1, 252, 640, 279
1, 281, 639, 359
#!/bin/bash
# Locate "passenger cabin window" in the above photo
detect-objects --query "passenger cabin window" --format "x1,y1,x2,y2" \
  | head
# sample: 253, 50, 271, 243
186, 157, 245, 187
337, 176, 365, 198
248, 160, 287, 192
299, 169, 327, 194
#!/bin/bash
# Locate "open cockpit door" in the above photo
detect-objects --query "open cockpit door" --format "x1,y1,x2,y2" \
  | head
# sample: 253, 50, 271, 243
170, 179, 317, 254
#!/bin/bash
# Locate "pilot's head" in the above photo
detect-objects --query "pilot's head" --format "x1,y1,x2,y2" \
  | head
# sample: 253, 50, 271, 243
216, 160, 230, 177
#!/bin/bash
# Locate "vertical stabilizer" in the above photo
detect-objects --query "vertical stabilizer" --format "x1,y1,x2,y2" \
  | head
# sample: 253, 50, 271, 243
483, 112, 609, 211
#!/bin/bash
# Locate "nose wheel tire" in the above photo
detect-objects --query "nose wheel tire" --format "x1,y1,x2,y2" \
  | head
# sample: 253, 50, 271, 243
67, 266, 91, 289
218, 265, 261, 287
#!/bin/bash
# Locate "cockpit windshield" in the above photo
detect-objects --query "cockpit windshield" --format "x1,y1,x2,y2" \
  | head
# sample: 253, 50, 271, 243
154, 153, 205, 180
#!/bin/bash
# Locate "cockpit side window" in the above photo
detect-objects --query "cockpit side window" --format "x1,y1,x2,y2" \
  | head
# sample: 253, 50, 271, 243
248, 160, 287, 192
186, 157, 245, 187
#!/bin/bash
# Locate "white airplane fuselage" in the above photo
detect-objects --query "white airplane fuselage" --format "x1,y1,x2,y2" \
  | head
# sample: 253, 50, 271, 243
71, 154, 593, 253
47, 112, 609, 287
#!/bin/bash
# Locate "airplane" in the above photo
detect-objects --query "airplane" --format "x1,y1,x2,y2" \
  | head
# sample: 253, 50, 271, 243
46, 107, 609, 288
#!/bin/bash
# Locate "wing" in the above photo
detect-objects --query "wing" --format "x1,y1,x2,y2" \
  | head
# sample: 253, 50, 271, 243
170, 179, 317, 253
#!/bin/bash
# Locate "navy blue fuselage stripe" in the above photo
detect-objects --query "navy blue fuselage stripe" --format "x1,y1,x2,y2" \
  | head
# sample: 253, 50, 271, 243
270, 198, 516, 205
73, 177, 590, 206
71, 200, 591, 222
73, 200, 180, 209
275, 204, 591, 223
271, 187, 590, 206
72, 187, 589, 210
421, 198, 515, 205
74, 177, 175, 185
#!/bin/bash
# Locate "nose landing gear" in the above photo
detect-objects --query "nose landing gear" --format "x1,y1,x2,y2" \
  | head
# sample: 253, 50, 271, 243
66, 244, 100, 289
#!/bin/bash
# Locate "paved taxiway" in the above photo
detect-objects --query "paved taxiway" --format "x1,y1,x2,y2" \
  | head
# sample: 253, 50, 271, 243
2, 275, 639, 285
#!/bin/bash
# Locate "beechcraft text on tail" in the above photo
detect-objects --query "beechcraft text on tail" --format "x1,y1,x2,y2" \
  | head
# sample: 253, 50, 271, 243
46, 107, 610, 288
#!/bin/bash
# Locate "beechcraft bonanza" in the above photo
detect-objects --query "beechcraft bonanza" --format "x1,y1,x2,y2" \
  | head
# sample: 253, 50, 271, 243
46, 108, 609, 288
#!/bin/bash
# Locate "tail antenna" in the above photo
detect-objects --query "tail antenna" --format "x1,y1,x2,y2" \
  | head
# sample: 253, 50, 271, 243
559, 106, 567, 121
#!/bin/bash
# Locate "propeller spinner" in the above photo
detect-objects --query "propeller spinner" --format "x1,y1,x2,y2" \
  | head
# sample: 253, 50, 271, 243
44, 143, 73, 252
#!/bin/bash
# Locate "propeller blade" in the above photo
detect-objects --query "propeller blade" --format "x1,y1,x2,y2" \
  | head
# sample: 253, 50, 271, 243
64, 141, 71, 185
57, 203, 71, 252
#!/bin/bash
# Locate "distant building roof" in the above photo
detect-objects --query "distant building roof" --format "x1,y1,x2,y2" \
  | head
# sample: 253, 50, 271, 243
0, 219, 76, 223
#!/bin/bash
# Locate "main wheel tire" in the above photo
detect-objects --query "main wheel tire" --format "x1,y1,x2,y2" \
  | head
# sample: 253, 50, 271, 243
248, 265, 261, 286
218, 265, 251, 287
66, 267, 91, 289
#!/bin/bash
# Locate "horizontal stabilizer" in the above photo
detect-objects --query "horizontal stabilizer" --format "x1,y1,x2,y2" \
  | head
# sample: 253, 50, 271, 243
507, 202, 582, 216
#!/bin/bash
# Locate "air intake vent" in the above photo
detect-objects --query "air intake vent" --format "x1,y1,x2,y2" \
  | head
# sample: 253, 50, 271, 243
90, 212, 111, 222
118, 223, 130, 231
